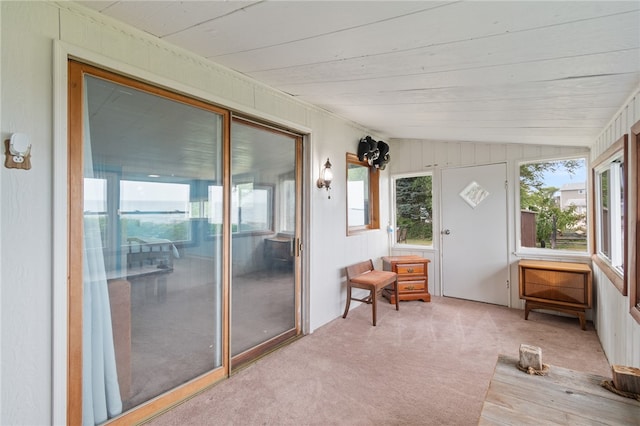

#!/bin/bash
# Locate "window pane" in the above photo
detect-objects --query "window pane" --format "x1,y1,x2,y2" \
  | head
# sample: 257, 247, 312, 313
83, 74, 224, 415
120, 180, 191, 243
230, 120, 297, 358
519, 158, 587, 251
598, 169, 611, 258
347, 163, 370, 227
233, 183, 272, 233
394, 175, 433, 246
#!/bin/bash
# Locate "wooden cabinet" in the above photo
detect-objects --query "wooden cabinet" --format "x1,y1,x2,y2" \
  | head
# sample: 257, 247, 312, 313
382, 256, 430, 303
518, 259, 592, 329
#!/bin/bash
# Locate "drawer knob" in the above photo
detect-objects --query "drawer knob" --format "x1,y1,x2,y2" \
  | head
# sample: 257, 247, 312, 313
407, 268, 414, 273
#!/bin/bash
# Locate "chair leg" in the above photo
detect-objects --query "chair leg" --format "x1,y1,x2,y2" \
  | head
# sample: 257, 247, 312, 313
342, 284, 352, 319
394, 279, 399, 311
371, 286, 377, 326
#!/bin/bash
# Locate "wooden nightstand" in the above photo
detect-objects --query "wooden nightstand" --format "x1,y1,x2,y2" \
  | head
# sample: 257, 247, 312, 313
382, 256, 430, 303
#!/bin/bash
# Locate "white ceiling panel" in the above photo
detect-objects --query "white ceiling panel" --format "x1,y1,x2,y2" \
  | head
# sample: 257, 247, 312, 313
75, 1, 640, 146
164, 1, 442, 58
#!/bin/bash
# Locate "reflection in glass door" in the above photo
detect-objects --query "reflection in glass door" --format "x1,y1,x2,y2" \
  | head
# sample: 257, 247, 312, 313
70, 62, 227, 424
230, 119, 301, 368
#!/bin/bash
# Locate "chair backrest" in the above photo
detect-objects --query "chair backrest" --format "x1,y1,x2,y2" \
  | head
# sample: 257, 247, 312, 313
345, 259, 374, 280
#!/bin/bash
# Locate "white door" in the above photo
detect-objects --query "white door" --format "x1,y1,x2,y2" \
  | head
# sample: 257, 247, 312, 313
441, 163, 509, 306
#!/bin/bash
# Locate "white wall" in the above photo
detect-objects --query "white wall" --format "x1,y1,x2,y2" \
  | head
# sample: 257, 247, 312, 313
0, 2, 389, 424
388, 139, 589, 307
590, 87, 640, 367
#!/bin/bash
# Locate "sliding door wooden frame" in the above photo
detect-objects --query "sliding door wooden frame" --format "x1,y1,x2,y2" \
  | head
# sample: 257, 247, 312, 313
67, 60, 231, 425
229, 116, 303, 372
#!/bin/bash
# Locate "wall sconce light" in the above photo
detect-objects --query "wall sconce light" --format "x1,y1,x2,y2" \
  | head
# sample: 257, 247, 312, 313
316, 157, 333, 199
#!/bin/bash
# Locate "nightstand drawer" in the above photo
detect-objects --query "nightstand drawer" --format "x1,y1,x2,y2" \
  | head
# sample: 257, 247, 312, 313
398, 280, 425, 292
396, 263, 425, 276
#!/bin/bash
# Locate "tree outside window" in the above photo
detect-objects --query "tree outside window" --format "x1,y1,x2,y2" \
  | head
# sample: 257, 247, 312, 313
394, 174, 432, 246
519, 159, 587, 251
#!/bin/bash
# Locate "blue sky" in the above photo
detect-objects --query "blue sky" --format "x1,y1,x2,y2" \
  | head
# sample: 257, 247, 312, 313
540, 161, 586, 189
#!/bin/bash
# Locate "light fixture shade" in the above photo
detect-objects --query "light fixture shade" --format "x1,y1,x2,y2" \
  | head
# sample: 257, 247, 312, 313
317, 158, 333, 198
320, 158, 333, 186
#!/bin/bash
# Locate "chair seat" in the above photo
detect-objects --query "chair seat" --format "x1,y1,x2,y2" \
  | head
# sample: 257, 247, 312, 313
348, 270, 397, 288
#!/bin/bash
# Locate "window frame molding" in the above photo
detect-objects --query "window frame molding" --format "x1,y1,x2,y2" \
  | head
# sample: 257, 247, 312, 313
346, 152, 380, 235
630, 120, 640, 323
590, 134, 628, 296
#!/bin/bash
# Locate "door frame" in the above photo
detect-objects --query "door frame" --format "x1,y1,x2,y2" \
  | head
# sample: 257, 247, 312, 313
56, 43, 311, 424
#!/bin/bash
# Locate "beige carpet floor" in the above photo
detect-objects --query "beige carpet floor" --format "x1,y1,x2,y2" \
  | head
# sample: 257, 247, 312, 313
146, 296, 610, 425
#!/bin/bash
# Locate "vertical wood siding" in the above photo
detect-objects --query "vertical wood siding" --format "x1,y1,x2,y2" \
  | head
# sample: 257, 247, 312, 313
591, 88, 640, 367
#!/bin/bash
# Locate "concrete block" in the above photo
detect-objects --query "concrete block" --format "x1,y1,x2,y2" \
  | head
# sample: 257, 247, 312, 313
519, 344, 543, 371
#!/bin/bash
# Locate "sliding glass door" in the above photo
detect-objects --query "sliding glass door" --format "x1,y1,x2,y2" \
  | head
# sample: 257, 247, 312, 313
230, 119, 302, 369
68, 62, 303, 424
69, 62, 229, 424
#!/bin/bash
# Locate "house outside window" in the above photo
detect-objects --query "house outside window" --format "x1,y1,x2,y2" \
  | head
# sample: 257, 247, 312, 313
519, 157, 588, 252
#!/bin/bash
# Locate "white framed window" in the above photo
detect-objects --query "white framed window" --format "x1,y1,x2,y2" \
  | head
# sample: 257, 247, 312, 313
391, 172, 433, 247
591, 135, 627, 295
518, 157, 588, 253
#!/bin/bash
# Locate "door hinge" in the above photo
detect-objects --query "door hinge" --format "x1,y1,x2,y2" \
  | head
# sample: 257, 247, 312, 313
506, 280, 510, 289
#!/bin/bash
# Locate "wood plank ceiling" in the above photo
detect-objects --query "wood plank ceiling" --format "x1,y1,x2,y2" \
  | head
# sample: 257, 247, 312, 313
77, 1, 640, 147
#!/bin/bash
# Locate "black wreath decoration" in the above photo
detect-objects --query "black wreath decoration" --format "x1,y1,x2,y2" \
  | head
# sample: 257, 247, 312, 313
357, 136, 390, 170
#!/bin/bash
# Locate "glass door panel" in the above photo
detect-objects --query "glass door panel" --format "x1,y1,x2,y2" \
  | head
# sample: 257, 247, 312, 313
81, 73, 224, 420
230, 120, 300, 365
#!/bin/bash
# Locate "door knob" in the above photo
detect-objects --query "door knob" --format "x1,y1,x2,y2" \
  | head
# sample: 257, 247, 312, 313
442, 229, 451, 235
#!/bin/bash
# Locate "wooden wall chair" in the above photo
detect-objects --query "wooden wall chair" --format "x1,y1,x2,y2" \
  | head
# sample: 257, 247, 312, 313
343, 259, 399, 326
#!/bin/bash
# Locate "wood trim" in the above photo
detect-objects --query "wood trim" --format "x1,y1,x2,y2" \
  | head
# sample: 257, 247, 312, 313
67, 60, 85, 426
631, 120, 640, 323
67, 60, 232, 423
108, 368, 226, 425
591, 254, 624, 294
222, 95, 232, 380
590, 134, 628, 296
346, 152, 380, 235
231, 329, 299, 371
228, 118, 303, 370
295, 135, 303, 335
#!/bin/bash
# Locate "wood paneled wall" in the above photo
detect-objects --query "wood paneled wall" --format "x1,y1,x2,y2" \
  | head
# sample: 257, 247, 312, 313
591, 88, 640, 367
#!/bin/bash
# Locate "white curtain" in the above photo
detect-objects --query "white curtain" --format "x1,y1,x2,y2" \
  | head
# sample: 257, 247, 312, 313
82, 78, 122, 425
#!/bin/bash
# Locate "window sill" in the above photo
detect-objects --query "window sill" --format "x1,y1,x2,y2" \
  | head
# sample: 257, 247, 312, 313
631, 305, 640, 325
515, 248, 591, 263
347, 226, 379, 236
591, 254, 626, 296
393, 243, 434, 251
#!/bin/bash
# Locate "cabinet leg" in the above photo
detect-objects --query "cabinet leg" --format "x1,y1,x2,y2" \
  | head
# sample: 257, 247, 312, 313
577, 312, 586, 330
524, 302, 530, 320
